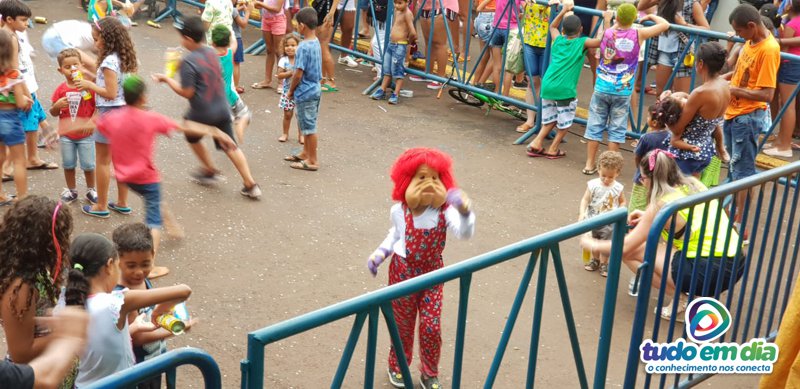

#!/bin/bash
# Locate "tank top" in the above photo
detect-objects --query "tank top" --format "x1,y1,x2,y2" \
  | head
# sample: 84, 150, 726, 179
596, 27, 640, 96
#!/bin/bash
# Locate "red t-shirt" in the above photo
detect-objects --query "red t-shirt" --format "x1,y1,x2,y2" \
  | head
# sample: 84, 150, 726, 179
51, 82, 96, 140
95, 106, 177, 185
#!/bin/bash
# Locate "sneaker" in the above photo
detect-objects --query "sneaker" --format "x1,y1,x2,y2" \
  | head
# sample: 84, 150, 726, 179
81, 205, 110, 219
409, 75, 426, 82
628, 276, 639, 297
420, 375, 441, 389
338, 55, 359, 68
240, 183, 262, 199
388, 93, 398, 105
108, 202, 132, 215
512, 79, 528, 89
60, 188, 78, 204
426, 81, 443, 90
387, 368, 405, 388
86, 188, 98, 204
190, 168, 220, 186
599, 263, 609, 277
371, 88, 386, 100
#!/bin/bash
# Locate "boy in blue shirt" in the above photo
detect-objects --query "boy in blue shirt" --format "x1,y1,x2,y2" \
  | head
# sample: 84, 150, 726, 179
286, 7, 322, 171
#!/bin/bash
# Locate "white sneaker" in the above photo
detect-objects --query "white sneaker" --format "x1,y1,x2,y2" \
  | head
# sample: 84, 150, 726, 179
240, 183, 262, 199
338, 55, 358, 68
763, 147, 793, 159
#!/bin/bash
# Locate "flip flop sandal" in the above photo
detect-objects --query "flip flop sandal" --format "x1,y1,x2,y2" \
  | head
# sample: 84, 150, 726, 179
321, 83, 339, 92
27, 161, 59, 170
516, 123, 534, 133
526, 146, 546, 157
584, 258, 600, 271
283, 155, 303, 162
108, 202, 133, 215
290, 160, 318, 171
544, 150, 567, 159
2, 175, 12, 182
582, 167, 598, 175
251, 82, 272, 89
81, 205, 110, 219
0, 195, 15, 206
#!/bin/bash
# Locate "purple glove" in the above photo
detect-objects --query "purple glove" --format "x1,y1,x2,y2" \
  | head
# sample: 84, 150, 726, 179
446, 188, 464, 208
367, 248, 390, 276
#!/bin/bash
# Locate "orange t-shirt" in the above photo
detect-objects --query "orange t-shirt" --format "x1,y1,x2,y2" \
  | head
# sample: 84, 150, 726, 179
725, 35, 780, 119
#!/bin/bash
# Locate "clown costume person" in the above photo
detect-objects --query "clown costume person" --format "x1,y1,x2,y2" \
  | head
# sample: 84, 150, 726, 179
367, 148, 476, 389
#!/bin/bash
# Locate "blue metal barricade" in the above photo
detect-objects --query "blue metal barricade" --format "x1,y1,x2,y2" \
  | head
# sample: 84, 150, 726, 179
240, 209, 629, 389
84, 347, 222, 388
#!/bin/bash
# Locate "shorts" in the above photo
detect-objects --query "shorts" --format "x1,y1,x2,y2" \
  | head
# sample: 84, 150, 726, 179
657, 51, 679, 67
670, 250, 745, 296
474, 12, 494, 43
295, 98, 320, 136
126, 182, 162, 229
381, 42, 407, 79
231, 98, 251, 122
185, 117, 237, 151
261, 13, 287, 34
523, 44, 545, 78
279, 90, 295, 111
42, 26, 69, 60
420, 8, 458, 21
234, 37, 245, 63
541, 98, 577, 129
60, 136, 95, 171
0, 109, 25, 146
675, 156, 711, 176
18, 94, 47, 132
778, 60, 800, 85
584, 91, 629, 144
723, 108, 767, 180
489, 27, 509, 47
94, 106, 123, 144
337, 0, 357, 11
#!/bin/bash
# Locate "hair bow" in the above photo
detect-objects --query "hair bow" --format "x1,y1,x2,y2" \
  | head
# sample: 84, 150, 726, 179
648, 149, 676, 171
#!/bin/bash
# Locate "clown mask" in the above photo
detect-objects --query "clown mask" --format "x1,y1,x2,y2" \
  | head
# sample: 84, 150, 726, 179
405, 164, 447, 213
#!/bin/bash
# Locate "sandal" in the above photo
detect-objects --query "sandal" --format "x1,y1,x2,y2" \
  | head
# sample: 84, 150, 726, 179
657, 294, 689, 322
599, 263, 608, 277
584, 258, 599, 272
582, 167, 598, 175
526, 146, 546, 157
283, 155, 303, 162
543, 149, 566, 159
290, 160, 318, 171
321, 83, 339, 92
516, 123, 534, 133
251, 82, 272, 89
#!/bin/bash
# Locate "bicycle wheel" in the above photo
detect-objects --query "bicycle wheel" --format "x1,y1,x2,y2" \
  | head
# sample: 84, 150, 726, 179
448, 88, 485, 107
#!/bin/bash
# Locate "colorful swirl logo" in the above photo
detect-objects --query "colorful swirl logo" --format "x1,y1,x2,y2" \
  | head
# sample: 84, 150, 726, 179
685, 297, 731, 343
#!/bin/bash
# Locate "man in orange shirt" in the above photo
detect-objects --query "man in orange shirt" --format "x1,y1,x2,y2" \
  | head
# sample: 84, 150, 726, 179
723, 4, 780, 227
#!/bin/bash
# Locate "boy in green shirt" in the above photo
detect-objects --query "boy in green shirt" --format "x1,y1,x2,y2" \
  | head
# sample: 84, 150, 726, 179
526, 3, 609, 159
211, 25, 251, 144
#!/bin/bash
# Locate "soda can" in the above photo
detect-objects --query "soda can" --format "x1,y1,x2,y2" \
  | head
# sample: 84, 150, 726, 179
157, 314, 186, 335
34, 16, 47, 24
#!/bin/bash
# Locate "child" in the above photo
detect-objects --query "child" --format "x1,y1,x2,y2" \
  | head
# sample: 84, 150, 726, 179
76, 17, 136, 219
252, 0, 287, 90
0, 196, 73, 368
369, 0, 416, 105
276, 34, 304, 144
210, 25, 252, 144
232, 0, 255, 93
366, 148, 475, 389
285, 8, 322, 171
0, 0, 58, 170
113, 223, 196, 389
50, 49, 98, 205
579, 150, 626, 277
66, 232, 191, 388
0, 30, 30, 202
85, 74, 238, 276
525, 6, 607, 158
582, 4, 669, 175
629, 104, 670, 212
153, 16, 261, 198
514, 0, 552, 133
201, 0, 235, 42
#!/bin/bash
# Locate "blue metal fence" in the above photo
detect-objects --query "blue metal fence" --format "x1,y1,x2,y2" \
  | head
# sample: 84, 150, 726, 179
84, 347, 222, 388
624, 161, 800, 388
240, 208, 629, 388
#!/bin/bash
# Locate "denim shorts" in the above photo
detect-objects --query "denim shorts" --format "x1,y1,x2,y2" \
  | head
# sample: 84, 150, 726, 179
670, 250, 745, 296
94, 106, 123, 144
778, 60, 800, 85
584, 91, 630, 144
295, 98, 320, 136
523, 44, 545, 78
657, 51, 678, 67
382, 42, 407, 79
724, 108, 767, 180
0, 109, 25, 146
489, 28, 509, 48
42, 26, 69, 60
127, 182, 162, 229
234, 37, 245, 63
60, 136, 96, 171
474, 12, 494, 43
18, 93, 47, 132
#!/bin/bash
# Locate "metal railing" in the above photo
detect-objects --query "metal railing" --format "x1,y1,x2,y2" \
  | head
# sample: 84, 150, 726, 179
624, 161, 800, 388
83, 347, 222, 388
240, 208, 629, 388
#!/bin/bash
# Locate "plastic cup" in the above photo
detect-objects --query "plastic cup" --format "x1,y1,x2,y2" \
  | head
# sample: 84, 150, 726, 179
66, 92, 81, 122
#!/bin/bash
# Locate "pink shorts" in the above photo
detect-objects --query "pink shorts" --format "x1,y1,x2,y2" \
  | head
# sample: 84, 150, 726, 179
261, 13, 287, 34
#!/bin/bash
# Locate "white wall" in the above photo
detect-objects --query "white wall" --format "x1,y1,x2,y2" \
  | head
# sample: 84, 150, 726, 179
709, 0, 738, 33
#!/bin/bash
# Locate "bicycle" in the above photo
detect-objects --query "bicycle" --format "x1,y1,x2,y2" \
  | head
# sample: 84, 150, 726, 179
448, 86, 528, 121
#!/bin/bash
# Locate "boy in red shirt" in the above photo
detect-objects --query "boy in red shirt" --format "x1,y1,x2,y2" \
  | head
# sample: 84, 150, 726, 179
85, 74, 236, 276
50, 48, 97, 204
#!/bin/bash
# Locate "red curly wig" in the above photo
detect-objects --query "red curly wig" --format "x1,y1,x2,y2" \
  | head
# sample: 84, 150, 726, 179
390, 148, 456, 203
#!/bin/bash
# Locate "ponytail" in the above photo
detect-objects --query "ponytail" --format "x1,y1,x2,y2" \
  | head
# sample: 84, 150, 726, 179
65, 233, 118, 307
